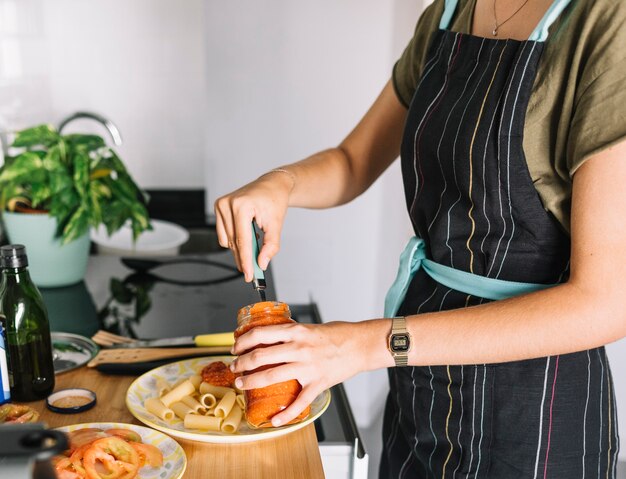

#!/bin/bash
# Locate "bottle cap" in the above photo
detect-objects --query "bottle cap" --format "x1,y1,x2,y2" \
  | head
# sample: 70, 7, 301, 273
0, 244, 28, 269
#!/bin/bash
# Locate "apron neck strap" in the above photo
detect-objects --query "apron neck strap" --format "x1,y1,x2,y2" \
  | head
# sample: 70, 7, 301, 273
438, 0, 572, 42
439, 0, 460, 30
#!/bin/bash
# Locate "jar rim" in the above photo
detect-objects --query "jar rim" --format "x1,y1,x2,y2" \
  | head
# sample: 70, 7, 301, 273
237, 301, 290, 318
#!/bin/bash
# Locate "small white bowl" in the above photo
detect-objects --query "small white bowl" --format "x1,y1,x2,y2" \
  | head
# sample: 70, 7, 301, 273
91, 219, 190, 257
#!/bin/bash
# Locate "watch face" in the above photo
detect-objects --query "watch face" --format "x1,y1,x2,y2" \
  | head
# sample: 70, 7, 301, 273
391, 333, 410, 352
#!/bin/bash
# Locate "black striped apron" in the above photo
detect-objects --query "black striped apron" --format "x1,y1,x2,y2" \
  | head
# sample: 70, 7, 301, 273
380, 3, 619, 478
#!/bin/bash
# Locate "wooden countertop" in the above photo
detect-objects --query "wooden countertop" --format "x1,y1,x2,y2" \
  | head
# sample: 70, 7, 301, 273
36, 367, 325, 479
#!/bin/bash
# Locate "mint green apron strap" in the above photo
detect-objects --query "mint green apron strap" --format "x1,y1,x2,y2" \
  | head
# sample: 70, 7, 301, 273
439, 0, 460, 30
384, 237, 555, 317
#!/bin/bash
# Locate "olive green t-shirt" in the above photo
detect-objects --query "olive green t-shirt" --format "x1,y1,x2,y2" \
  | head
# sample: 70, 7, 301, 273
392, 0, 626, 233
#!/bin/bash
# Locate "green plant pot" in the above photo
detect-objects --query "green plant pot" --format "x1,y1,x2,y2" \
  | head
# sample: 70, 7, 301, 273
2, 212, 90, 288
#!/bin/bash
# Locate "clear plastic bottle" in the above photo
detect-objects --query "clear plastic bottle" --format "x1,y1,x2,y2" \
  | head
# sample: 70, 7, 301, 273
0, 245, 55, 401
234, 301, 310, 428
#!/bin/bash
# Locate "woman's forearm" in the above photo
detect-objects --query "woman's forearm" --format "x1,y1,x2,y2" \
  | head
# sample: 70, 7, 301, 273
360, 281, 626, 371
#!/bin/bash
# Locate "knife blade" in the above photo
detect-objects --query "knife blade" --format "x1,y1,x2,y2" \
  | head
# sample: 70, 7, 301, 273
109, 332, 234, 349
251, 221, 267, 302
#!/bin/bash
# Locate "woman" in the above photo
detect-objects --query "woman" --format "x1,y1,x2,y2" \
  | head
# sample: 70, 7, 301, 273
217, 0, 626, 476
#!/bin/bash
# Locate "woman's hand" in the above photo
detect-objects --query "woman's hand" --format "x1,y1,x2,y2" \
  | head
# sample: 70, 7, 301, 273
214, 171, 294, 282
229, 321, 369, 427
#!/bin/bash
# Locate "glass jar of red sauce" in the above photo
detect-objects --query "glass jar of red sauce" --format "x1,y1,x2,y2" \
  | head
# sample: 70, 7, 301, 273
234, 301, 310, 428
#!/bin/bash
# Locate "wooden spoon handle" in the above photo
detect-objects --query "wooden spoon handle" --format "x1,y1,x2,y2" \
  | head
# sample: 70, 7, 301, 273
87, 347, 232, 367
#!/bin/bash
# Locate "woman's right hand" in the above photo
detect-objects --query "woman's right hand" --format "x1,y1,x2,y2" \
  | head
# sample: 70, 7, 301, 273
214, 170, 294, 282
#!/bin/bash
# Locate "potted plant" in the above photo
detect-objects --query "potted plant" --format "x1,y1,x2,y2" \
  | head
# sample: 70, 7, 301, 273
0, 124, 151, 287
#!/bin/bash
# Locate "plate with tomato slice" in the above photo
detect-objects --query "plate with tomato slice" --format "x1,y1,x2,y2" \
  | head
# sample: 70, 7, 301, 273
53, 422, 186, 479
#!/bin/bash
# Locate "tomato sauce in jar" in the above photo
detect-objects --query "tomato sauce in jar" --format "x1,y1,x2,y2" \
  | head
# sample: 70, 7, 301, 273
234, 301, 311, 428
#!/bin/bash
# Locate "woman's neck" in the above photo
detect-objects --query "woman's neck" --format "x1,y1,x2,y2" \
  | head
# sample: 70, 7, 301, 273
471, 0, 556, 40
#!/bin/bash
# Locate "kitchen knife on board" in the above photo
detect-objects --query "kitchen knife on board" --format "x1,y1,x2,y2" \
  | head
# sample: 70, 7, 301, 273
108, 332, 234, 349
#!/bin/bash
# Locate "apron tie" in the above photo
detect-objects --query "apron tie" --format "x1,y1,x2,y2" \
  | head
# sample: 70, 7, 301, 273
384, 237, 556, 317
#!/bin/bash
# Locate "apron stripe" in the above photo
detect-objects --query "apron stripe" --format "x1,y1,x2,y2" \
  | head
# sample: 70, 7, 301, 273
442, 365, 455, 477
475, 365, 488, 477
598, 348, 605, 478
543, 355, 560, 478
468, 366, 479, 475
427, 365, 439, 474
445, 40, 501, 268
606, 360, 613, 479
451, 365, 465, 478
583, 350, 591, 478
496, 42, 539, 279
429, 39, 486, 234
533, 357, 551, 479
487, 40, 528, 277
410, 33, 463, 230
465, 42, 507, 273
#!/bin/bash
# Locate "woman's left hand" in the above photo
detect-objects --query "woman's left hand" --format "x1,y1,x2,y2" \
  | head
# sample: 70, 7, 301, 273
230, 320, 367, 427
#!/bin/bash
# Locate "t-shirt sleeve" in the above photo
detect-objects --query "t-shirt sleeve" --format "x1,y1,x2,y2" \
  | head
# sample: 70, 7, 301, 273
392, 0, 445, 108
567, 2, 626, 175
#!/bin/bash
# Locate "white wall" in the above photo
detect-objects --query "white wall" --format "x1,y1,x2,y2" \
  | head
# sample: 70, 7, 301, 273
0, 0, 208, 188
202, 1, 419, 475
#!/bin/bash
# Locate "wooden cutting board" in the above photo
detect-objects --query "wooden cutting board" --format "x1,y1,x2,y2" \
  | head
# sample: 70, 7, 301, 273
87, 346, 232, 367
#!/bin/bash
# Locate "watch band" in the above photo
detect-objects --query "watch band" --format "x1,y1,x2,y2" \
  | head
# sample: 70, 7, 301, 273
389, 316, 411, 367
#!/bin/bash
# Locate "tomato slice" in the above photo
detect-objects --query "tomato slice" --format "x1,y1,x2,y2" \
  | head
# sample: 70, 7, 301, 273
131, 442, 163, 468
54, 457, 83, 479
83, 436, 140, 479
68, 429, 108, 453
105, 428, 142, 443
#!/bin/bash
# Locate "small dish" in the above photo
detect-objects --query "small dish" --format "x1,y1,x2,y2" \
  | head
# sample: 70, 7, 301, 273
52, 332, 99, 374
46, 388, 96, 414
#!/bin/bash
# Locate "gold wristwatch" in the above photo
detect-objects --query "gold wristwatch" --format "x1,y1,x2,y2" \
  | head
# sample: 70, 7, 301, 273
388, 316, 411, 367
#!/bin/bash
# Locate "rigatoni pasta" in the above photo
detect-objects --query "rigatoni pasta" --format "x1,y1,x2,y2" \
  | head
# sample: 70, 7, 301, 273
144, 397, 174, 421
143, 360, 245, 434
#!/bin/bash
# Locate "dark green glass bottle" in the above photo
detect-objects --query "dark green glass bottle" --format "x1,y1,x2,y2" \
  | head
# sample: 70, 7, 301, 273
0, 245, 55, 401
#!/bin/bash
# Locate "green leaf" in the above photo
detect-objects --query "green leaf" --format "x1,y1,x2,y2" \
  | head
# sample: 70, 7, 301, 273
64, 134, 106, 152
73, 151, 90, 199
12, 125, 60, 148
0, 152, 44, 184
111, 278, 133, 304
60, 205, 90, 243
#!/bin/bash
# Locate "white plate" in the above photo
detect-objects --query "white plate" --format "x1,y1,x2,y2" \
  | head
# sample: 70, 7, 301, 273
126, 356, 331, 444
91, 219, 189, 256
54, 422, 187, 479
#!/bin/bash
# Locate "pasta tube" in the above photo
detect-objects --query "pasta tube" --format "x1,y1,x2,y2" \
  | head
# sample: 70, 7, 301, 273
221, 404, 243, 433
145, 397, 174, 421
199, 382, 233, 398
184, 413, 222, 431
199, 393, 217, 409
170, 401, 195, 420
161, 380, 196, 407
214, 391, 237, 419
181, 395, 206, 414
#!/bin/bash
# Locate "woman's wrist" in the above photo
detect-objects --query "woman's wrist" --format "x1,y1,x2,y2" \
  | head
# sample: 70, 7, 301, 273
357, 318, 397, 371
259, 168, 296, 194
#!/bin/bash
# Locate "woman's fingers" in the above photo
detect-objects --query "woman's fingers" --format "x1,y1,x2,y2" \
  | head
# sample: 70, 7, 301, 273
231, 323, 306, 356
257, 221, 281, 271
234, 362, 300, 390
270, 386, 321, 427
231, 341, 304, 376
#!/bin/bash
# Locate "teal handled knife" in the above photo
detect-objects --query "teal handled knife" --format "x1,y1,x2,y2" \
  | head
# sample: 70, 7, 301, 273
251, 222, 267, 302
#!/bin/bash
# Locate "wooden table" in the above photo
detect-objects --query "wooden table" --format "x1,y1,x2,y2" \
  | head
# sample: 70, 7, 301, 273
36, 367, 325, 479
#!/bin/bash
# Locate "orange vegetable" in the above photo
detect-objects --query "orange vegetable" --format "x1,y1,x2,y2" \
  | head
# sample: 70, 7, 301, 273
131, 442, 164, 468
52, 427, 163, 479
105, 429, 142, 443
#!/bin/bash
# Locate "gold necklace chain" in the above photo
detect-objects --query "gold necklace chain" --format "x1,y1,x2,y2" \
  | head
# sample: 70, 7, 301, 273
492, 0, 532, 36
